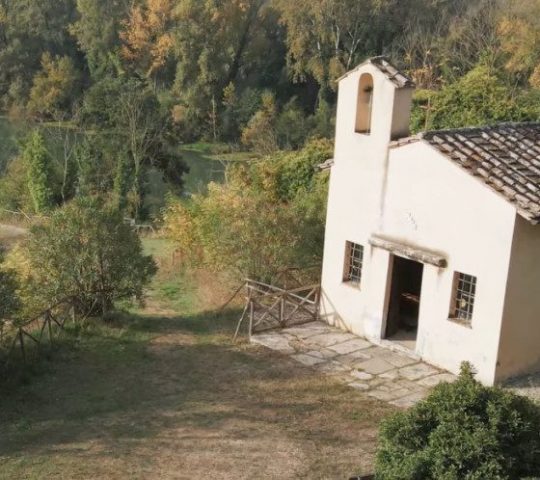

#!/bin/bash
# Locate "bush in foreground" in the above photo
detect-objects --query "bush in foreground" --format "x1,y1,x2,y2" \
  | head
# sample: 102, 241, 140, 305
19, 197, 157, 315
375, 363, 540, 480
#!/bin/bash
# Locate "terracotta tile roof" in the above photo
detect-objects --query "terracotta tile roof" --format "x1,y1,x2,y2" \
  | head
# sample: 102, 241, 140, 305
338, 56, 415, 89
369, 56, 415, 89
415, 123, 540, 224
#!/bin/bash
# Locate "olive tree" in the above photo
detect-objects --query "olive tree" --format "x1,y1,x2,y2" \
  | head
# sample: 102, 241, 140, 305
23, 197, 156, 314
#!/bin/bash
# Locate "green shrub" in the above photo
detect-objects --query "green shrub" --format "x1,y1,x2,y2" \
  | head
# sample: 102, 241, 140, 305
23, 130, 55, 214
164, 139, 332, 281
21, 197, 157, 315
375, 363, 540, 480
411, 65, 540, 133
0, 248, 20, 320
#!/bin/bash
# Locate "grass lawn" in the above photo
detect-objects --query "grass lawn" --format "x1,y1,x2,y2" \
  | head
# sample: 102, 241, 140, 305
0, 238, 394, 479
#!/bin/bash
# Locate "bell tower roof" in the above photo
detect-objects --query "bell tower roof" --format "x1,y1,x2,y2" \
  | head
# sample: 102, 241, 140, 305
338, 56, 415, 89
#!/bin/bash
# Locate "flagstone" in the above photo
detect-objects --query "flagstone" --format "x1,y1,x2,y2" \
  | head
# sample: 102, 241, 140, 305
251, 321, 456, 408
417, 373, 457, 387
349, 381, 370, 391
291, 353, 326, 366
307, 332, 358, 347
355, 357, 395, 375
368, 387, 411, 402
285, 324, 335, 338
399, 363, 440, 381
327, 338, 372, 354
389, 390, 429, 408
379, 351, 419, 368
350, 370, 373, 381
337, 349, 373, 365
304, 349, 339, 360
316, 360, 351, 374
251, 335, 295, 354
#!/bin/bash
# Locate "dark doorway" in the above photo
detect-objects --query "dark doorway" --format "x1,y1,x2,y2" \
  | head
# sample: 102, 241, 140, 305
385, 256, 424, 349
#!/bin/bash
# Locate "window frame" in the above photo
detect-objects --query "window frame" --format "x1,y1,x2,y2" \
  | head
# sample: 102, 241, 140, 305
449, 272, 477, 327
343, 241, 364, 288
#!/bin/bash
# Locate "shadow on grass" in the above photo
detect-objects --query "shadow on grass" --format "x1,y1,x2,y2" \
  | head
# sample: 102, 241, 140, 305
0, 307, 389, 465
119, 307, 241, 337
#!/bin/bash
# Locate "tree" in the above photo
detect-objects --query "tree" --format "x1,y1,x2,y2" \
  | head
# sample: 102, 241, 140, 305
72, 137, 110, 197
241, 91, 279, 154
276, 0, 384, 98
22, 197, 157, 315
120, 0, 175, 80
498, 0, 540, 88
164, 139, 332, 280
0, 0, 79, 110
27, 53, 79, 118
70, 0, 128, 79
376, 363, 540, 479
393, 0, 501, 89
80, 76, 186, 219
23, 130, 54, 213
411, 64, 540, 132
170, 0, 284, 139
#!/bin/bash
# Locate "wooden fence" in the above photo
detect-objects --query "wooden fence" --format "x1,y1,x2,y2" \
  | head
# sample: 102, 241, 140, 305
234, 279, 321, 341
0, 292, 109, 369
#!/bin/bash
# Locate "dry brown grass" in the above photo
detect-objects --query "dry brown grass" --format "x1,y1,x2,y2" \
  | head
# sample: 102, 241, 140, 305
0, 238, 394, 479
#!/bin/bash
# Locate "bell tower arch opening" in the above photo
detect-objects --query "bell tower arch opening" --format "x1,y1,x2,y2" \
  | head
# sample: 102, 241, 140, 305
355, 73, 374, 134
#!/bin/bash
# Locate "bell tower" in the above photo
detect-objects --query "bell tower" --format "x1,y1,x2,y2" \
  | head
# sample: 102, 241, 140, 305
334, 56, 415, 161
320, 58, 415, 335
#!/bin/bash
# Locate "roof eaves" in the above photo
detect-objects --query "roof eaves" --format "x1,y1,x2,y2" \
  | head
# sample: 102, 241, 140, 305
337, 56, 415, 89
389, 133, 424, 149
421, 124, 540, 226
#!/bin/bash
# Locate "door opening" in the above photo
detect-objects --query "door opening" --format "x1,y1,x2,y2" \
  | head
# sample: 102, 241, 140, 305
385, 255, 424, 350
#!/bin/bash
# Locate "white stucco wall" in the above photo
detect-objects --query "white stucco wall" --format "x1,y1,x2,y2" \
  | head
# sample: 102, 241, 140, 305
383, 143, 517, 384
321, 63, 408, 336
320, 62, 519, 385
496, 216, 540, 381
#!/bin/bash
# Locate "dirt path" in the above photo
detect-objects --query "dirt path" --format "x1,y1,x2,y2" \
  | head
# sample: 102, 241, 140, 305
0, 303, 393, 479
0, 223, 27, 237
0, 223, 27, 248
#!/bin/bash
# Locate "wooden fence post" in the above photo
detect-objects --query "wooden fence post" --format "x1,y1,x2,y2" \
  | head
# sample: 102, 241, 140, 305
279, 295, 285, 327
314, 287, 321, 321
18, 329, 25, 363
248, 300, 254, 342
47, 312, 53, 344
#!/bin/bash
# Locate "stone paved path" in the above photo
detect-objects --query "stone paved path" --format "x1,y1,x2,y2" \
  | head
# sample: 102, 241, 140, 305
252, 321, 456, 408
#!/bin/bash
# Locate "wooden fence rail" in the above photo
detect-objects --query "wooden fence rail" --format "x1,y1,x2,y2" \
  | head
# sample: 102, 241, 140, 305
0, 289, 116, 368
234, 279, 321, 341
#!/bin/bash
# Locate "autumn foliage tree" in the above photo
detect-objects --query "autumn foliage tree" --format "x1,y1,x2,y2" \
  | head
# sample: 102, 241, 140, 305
27, 53, 79, 118
120, 0, 175, 79
164, 139, 332, 280
498, 0, 540, 88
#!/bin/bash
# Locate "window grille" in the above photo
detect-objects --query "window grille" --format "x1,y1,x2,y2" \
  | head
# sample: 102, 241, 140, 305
344, 242, 364, 286
450, 272, 477, 325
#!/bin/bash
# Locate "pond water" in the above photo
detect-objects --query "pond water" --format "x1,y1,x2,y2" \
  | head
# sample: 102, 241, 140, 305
0, 117, 230, 195
179, 147, 226, 195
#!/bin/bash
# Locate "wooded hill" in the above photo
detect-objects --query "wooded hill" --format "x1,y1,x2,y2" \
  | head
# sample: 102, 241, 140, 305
1, 0, 540, 218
